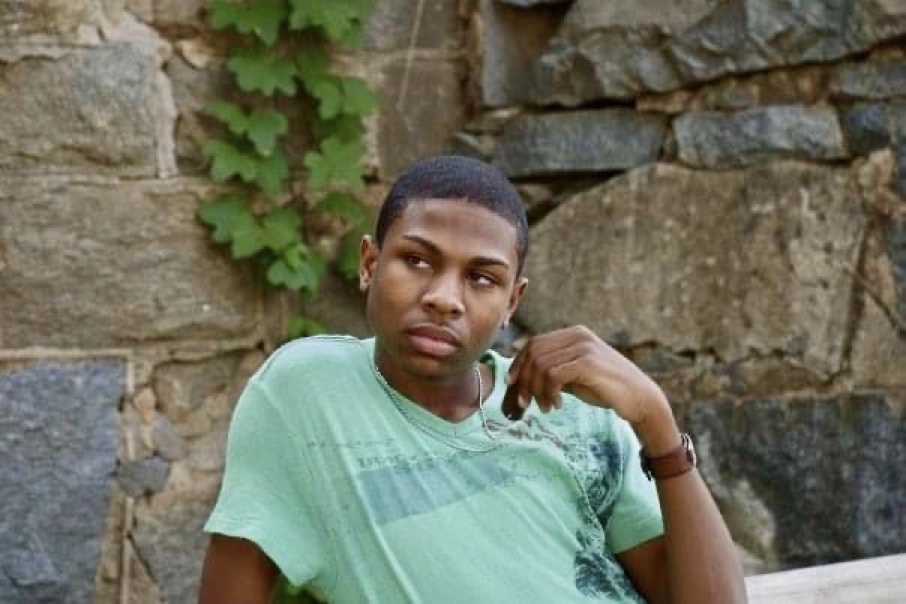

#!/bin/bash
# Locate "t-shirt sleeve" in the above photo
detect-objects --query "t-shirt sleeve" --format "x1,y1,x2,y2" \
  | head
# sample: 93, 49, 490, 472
604, 419, 665, 554
204, 378, 325, 587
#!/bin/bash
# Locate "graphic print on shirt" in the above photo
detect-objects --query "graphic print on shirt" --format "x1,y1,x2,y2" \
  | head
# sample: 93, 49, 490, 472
356, 452, 514, 525
353, 412, 644, 601
566, 439, 645, 603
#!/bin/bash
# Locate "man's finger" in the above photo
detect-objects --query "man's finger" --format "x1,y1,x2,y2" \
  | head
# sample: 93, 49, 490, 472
502, 384, 525, 421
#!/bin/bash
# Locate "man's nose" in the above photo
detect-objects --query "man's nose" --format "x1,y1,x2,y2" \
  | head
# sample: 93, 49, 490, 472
421, 272, 465, 316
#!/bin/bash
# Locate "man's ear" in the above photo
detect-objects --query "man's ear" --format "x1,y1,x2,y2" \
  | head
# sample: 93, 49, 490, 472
503, 276, 528, 326
359, 235, 378, 292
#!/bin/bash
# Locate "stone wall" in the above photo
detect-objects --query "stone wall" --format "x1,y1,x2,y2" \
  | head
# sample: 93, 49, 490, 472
0, 1, 904, 603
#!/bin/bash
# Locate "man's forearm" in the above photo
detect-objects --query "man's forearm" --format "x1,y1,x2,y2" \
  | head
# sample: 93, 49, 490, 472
657, 469, 748, 603
636, 402, 748, 604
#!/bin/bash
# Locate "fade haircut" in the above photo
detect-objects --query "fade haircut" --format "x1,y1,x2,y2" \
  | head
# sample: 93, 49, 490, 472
375, 155, 529, 274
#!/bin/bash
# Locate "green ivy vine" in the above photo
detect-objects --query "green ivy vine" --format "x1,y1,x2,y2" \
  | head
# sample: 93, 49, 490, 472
198, 0, 377, 339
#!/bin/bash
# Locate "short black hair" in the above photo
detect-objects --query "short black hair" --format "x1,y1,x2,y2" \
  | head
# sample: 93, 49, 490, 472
375, 155, 529, 274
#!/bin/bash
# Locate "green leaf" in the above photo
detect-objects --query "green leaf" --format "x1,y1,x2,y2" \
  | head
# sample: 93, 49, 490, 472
339, 77, 378, 117
297, 48, 331, 91
313, 114, 365, 143
197, 193, 264, 260
203, 140, 258, 183
261, 206, 302, 252
227, 48, 298, 96
246, 110, 289, 155
282, 241, 307, 270
337, 228, 365, 280
309, 76, 378, 120
303, 136, 365, 190
197, 193, 251, 243
204, 104, 288, 157
254, 149, 290, 198
288, 0, 372, 42
267, 257, 320, 291
230, 218, 266, 259
316, 192, 368, 226
310, 78, 343, 120
288, 315, 327, 338
205, 100, 249, 136
210, 0, 287, 47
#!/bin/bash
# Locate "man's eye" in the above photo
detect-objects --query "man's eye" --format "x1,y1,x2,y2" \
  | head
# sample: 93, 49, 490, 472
469, 272, 496, 286
405, 254, 428, 268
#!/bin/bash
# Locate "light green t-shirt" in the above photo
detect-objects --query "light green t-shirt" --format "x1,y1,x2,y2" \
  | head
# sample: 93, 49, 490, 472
205, 335, 664, 603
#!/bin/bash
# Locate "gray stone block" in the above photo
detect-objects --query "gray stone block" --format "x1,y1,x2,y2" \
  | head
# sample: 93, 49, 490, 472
0, 0, 99, 45
152, 416, 185, 461
133, 499, 215, 604
685, 394, 906, 568
831, 59, 906, 100
0, 177, 261, 348
840, 104, 891, 157
127, 0, 207, 30
891, 104, 906, 196
361, 58, 466, 179
362, 0, 462, 51
116, 456, 170, 497
0, 360, 124, 604
887, 217, 906, 321
0, 43, 169, 177
675, 106, 847, 168
516, 162, 867, 375
478, 0, 567, 108
494, 110, 666, 177
521, 0, 906, 105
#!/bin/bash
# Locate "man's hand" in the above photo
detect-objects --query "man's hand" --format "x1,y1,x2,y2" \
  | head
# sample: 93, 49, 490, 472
504, 325, 680, 454
505, 325, 747, 604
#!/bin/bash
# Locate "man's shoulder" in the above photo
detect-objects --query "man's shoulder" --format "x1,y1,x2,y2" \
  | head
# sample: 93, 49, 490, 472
252, 334, 369, 387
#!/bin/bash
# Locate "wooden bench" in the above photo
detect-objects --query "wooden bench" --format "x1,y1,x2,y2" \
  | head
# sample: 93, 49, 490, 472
746, 553, 906, 603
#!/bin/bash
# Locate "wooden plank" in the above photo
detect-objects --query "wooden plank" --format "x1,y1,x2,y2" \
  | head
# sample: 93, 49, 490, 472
746, 554, 906, 604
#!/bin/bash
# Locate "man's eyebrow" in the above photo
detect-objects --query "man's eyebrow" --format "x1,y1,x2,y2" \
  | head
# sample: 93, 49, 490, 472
401, 234, 511, 270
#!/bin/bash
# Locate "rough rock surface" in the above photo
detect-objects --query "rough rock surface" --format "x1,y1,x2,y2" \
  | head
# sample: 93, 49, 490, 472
116, 456, 170, 498
0, 360, 123, 604
0, 42, 172, 177
478, 0, 567, 108
0, 0, 102, 55
494, 110, 666, 177
639, 65, 830, 114
132, 351, 261, 604
133, 499, 213, 604
510, 0, 906, 105
888, 216, 906, 319
840, 104, 892, 156
517, 162, 867, 376
675, 106, 847, 168
851, 296, 906, 388
362, 57, 466, 178
685, 394, 906, 568
831, 59, 906, 100
0, 177, 261, 348
362, 0, 463, 50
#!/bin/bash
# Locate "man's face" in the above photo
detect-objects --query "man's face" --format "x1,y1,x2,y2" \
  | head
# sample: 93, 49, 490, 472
360, 198, 527, 380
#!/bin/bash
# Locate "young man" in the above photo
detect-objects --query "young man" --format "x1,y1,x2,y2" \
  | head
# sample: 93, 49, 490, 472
199, 156, 746, 603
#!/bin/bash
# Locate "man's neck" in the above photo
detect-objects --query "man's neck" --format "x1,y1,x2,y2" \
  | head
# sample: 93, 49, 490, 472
374, 350, 488, 423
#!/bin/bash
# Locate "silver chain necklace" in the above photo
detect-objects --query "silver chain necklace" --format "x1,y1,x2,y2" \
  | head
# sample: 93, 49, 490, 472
371, 356, 501, 453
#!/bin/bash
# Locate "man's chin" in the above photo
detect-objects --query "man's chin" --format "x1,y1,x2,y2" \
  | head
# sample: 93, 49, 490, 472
401, 349, 474, 380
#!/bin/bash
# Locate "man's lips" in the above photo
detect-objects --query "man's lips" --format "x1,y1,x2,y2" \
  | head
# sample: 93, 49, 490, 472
406, 325, 461, 357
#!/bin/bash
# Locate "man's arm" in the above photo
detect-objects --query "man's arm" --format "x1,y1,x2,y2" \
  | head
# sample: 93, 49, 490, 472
506, 326, 747, 604
622, 401, 747, 604
198, 534, 279, 604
